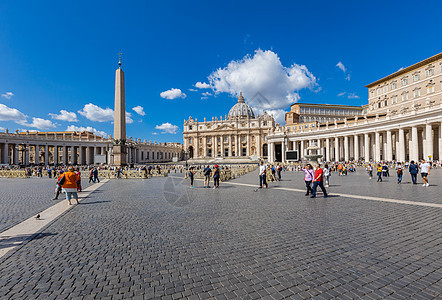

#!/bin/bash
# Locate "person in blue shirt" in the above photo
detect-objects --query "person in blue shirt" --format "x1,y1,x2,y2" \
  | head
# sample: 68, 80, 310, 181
408, 160, 419, 184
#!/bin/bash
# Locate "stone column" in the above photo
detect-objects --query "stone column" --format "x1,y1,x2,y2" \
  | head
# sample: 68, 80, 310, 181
439, 123, 442, 162
79, 146, 84, 165
364, 133, 370, 162
25, 147, 30, 166
53, 146, 58, 165
386, 130, 393, 161
72, 146, 77, 165
246, 135, 250, 156
344, 136, 349, 161
34, 145, 40, 164
62, 146, 68, 165
269, 142, 274, 162
317, 139, 322, 156
326, 138, 330, 161
203, 136, 207, 157
375, 132, 380, 162
44, 145, 49, 165
411, 126, 419, 162
424, 123, 433, 161
220, 135, 224, 157
334, 137, 339, 161
281, 140, 285, 163
398, 128, 405, 162
354, 135, 359, 161
2, 143, 8, 164
256, 134, 261, 157
214, 136, 218, 157
86, 147, 92, 165
298, 140, 303, 160
13, 145, 19, 165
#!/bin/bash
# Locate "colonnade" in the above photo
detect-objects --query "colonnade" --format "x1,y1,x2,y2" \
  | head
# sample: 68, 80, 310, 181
0, 142, 109, 165
268, 120, 442, 163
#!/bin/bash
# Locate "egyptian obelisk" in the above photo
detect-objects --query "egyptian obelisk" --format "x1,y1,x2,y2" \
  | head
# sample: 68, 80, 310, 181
113, 53, 127, 166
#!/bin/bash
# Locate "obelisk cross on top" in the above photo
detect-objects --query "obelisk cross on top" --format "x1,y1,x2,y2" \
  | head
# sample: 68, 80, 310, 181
113, 52, 127, 166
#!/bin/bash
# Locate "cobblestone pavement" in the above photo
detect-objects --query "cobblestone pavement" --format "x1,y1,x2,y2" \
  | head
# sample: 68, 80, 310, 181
0, 177, 93, 233
0, 173, 441, 299
229, 168, 442, 205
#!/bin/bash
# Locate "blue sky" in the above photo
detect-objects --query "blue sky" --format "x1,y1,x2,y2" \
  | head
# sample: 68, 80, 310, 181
1, 0, 441, 143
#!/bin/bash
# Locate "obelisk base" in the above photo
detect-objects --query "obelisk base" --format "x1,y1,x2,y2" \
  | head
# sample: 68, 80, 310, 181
113, 145, 127, 166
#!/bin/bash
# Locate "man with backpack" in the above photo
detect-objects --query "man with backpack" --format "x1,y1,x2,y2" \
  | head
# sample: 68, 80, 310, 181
396, 163, 403, 184
203, 165, 212, 188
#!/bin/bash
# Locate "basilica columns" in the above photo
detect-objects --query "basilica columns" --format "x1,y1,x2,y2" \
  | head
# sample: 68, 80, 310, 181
398, 128, 405, 162
386, 130, 393, 161
325, 138, 330, 161
354, 135, 359, 161
334, 137, 339, 161
424, 123, 433, 160
344, 136, 349, 161
364, 133, 370, 162
410, 126, 419, 162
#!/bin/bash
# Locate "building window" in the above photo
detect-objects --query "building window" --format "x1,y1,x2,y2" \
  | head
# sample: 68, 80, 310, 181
378, 103, 381, 108
384, 100, 388, 106
401, 78, 408, 86
427, 85, 435, 93
189, 138, 192, 144
207, 137, 211, 143
390, 82, 397, 90
377, 88, 381, 95
413, 89, 421, 98
426, 69, 434, 77
391, 96, 397, 104
263, 121, 267, 126
189, 125, 192, 130
224, 136, 228, 142
242, 136, 246, 142
383, 86, 388, 93
413, 73, 420, 82
401, 92, 408, 101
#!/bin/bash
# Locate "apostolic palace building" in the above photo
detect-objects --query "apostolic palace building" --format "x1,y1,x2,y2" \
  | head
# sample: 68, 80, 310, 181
267, 53, 442, 163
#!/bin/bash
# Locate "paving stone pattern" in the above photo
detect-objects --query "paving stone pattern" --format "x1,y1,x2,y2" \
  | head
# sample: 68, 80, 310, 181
0, 177, 93, 233
0, 173, 441, 299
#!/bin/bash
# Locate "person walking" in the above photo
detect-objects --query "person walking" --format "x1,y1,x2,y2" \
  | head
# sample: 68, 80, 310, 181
52, 170, 64, 200
323, 164, 330, 187
213, 165, 220, 189
396, 162, 403, 184
188, 167, 195, 188
367, 164, 373, 179
93, 167, 100, 183
75, 168, 82, 192
203, 165, 212, 188
88, 168, 94, 183
311, 164, 328, 198
258, 161, 268, 189
420, 160, 431, 187
376, 164, 383, 182
276, 164, 282, 181
61, 166, 79, 205
409, 160, 419, 184
300, 164, 314, 196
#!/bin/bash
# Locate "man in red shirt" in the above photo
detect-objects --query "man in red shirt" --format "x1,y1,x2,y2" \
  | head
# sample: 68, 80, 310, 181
310, 164, 328, 198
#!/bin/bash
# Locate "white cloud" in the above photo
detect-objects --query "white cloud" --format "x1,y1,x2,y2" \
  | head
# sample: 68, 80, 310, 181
152, 132, 158, 135
345, 74, 351, 81
49, 110, 78, 122
19, 117, 56, 130
132, 105, 145, 116
195, 82, 211, 89
78, 103, 114, 122
155, 122, 179, 134
0, 126, 5, 131
66, 125, 107, 137
188, 88, 197, 92
208, 49, 317, 113
0, 104, 27, 122
126, 112, 133, 124
336, 61, 346, 73
160, 88, 186, 100
1, 92, 14, 100
348, 93, 360, 99
338, 92, 346, 97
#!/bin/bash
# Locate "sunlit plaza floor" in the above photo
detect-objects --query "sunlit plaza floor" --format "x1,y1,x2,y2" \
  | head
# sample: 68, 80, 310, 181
0, 169, 441, 299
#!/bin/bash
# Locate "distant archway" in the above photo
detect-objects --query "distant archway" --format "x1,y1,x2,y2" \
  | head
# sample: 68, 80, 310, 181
263, 144, 268, 157
188, 146, 194, 159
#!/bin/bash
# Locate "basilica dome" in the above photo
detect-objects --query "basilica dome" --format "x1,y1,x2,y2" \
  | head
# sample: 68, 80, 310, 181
228, 92, 255, 119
